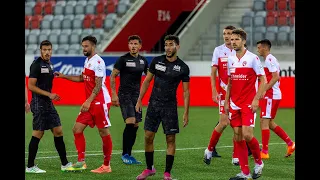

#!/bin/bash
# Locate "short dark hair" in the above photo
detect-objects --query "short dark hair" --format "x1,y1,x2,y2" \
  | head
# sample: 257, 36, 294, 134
40, 40, 52, 49
256, 39, 272, 49
128, 35, 142, 44
232, 28, 247, 41
164, 34, 179, 45
224, 25, 236, 30
82, 35, 97, 45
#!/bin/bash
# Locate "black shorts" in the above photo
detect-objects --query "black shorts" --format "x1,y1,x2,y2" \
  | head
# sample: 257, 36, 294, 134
144, 105, 179, 135
119, 93, 142, 123
30, 101, 61, 131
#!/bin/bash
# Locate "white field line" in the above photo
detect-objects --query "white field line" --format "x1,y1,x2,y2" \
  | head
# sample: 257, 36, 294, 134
25, 142, 286, 160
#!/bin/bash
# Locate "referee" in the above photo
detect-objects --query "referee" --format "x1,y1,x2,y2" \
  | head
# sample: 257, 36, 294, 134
26, 40, 72, 173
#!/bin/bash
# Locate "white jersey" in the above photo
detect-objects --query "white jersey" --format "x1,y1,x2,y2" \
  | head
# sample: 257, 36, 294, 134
263, 54, 282, 99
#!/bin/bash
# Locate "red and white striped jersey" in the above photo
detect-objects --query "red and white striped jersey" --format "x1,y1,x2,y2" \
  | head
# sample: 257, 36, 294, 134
82, 54, 111, 104
211, 44, 236, 95
227, 50, 265, 108
263, 54, 282, 99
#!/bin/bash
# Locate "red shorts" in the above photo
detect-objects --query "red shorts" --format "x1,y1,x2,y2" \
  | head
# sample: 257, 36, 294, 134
76, 102, 111, 129
229, 104, 256, 128
260, 98, 280, 119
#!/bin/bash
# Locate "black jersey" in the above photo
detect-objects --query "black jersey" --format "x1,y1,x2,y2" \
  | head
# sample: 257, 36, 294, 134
29, 57, 55, 102
114, 52, 148, 95
148, 55, 190, 106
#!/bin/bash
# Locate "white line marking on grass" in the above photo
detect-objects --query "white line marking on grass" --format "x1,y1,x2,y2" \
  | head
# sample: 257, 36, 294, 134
25, 142, 286, 160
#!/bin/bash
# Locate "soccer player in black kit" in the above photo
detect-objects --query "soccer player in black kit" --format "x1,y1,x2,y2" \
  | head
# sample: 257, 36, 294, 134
26, 40, 72, 173
110, 35, 148, 165
135, 35, 190, 180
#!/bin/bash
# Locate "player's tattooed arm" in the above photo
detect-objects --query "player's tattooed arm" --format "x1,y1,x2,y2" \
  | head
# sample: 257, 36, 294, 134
110, 68, 120, 96
86, 76, 103, 103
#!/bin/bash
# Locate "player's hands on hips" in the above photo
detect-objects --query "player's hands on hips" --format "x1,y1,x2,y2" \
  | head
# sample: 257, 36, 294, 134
54, 71, 65, 78
183, 112, 189, 127
25, 102, 30, 113
111, 94, 120, 107
81, 100, 91, 112
135, 100, 142, 112
212, 90, 220, 104
250, 99, 259, 113
224, 102, 229, 115
49, 93, 61, 101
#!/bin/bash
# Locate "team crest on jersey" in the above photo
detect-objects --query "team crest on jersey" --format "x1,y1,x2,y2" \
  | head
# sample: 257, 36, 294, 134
140, 60, 144, 64
173, 65, 181, 72
242, 61, 247, 66
88, 63, 91, 68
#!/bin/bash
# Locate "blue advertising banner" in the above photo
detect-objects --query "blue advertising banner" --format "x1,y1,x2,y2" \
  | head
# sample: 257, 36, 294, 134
48, 55, 155, 76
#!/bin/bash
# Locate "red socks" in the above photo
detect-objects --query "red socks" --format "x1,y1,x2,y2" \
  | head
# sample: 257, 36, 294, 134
247, 137, 262, 165
207, 129, 222, 151
273, 126, 293, 146
102, 134, 113, 166
74, 132, 86, 162
261, 129, 270, 154
237, 140, 250, 175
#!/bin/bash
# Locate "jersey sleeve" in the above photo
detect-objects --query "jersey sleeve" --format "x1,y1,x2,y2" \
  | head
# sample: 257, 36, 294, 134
227, 56, 232, 76
211, 48, 219, 67
29, 61, 40, 78
265, 56, 278, 73
113, 57, 124, 71
94, 59, 106, 77
143, 58, 149, 75
181, 65, 190, 82
148, 58, 157, 74
252, 55, 265, 76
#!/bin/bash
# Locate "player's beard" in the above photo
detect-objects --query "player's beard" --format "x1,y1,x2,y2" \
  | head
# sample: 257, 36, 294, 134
41, 53, 50, 61
166, 48, 177, 58
83, 50, 91, 57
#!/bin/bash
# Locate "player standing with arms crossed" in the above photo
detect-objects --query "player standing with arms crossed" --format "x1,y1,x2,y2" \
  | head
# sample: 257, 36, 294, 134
110, 35, 148, 164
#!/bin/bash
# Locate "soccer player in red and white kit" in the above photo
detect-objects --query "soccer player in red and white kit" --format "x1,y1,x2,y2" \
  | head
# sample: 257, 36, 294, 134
224, 29, 265, 180
256, 39, 295, 159
54, 36, 113, 174
203, 25, 238, 164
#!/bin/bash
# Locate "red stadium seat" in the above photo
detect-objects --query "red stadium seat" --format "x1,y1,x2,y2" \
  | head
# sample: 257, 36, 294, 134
277, 11, 290, 26
44, 1, 56, 15
25, 16, 32, 29
94, 14, 106, 28
277, 0, 288, 11
106, 3, 116, 13
96, 1, 107, 14
33, 2, 45, 15
265, 0, 276, 11
83, 14, 95, 28
289, 0, 295, 10
31, 15, 43, 29
266, 11, 278, 26
289, 12, 295, 26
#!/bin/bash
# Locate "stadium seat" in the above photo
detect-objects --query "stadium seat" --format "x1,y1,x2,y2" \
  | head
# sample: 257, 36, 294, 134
81, 28, 94, 39
277, 11, 290, 26
44, 1, 56, 15
253, 26, 266, 43
51, 15, 64, 29
62, 15, 74, 29
25, 29, 30, 43
253, 0, 265, 12
56, 44, 69, 54
277, 0, 288, 11
94, 14, 106, 28
33, 2, 45, 15
48, 34, 59, 44
54, 1, 66, 15
265, 0, 275, 11
65, 1, 77, 15
85, 1, 98, 14
265, 26, 278, 45
75, 0, 87, 15
96, 1, 107, 14
83, 14, 95, 29
277, 26, 290, 45
266, 10, 278, 26
38, 29, 51, 45
73, 14, 85, 29
289, 26, 295, 45
31, 15, 43, 29
25, 15, 32, 29
69, 43, 81, 52
117, 2, 128, 16
106, 1, 116, 13
25, 2, 35, 16
28, 33, 38, 44
253, 11, 266, 27
26, 44, 38, 54
70, 29, 82, 44
241, 12, 254, 27
289, 11, 295, 26
289, 0, 295, 10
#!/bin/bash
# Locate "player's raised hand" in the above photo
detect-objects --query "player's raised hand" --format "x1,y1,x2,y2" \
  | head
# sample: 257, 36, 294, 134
54, 71, 64, 78
49, 93, 61, 101
250, 99, 259, 113
183, 112, 189, 127
135, 100, 142, 112
111, 94, 120, 107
